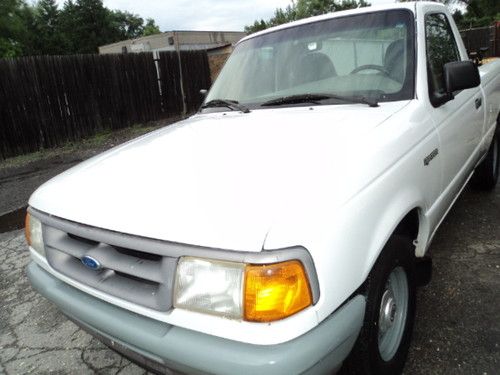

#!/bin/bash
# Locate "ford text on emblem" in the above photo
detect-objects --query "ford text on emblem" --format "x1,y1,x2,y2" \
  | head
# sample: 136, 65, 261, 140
81, 256, 102, 270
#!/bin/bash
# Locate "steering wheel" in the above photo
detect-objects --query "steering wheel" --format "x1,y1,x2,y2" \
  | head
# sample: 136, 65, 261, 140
350, 64, 390, 76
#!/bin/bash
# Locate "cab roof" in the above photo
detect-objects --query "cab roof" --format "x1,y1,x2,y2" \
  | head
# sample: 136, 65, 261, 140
238, 2, 441, 45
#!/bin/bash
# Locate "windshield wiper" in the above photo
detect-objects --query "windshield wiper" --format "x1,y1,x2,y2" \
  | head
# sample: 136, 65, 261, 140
201, 99, 250, 113
260, 93, 379, 108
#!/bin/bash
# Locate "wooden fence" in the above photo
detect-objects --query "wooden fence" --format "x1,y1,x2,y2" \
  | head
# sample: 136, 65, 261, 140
460, 22, 500, 58
0, 51, 211, 160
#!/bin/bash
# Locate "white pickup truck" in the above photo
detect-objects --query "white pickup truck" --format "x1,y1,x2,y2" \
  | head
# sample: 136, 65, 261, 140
26, 2, 499, 374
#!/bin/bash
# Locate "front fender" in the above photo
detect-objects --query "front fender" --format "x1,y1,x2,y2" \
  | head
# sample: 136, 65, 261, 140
263, 179, 429, 324
264, 131, 438, 323
264, 101, 440, 323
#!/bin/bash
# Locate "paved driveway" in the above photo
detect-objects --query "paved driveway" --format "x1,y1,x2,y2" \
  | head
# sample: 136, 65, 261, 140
0, 232, 149, 375
0, 183, 499, 374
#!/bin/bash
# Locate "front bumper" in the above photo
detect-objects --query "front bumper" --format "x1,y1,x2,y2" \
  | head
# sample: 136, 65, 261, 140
27, 262, 365, 375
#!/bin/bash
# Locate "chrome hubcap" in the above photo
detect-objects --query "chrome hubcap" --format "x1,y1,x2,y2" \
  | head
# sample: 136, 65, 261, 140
378, 267, 409, 361
379, 290, 397, 334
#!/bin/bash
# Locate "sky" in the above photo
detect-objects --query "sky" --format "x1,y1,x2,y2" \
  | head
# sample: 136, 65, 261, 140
97, 0, 395, 32
101, 0, 291, 31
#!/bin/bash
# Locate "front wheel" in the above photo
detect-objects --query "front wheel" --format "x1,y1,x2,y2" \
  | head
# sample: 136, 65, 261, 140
342, 235, 417, 375
471, 132, 499, 191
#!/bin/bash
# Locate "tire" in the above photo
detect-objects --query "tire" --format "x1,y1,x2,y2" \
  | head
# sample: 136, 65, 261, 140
342, 235, 417, 375
471, 131, 499, 191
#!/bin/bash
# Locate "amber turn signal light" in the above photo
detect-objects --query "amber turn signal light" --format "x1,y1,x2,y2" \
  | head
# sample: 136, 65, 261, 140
244, 260, 312, 322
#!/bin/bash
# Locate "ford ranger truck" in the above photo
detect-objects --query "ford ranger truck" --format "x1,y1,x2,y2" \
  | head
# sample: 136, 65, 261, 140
25, 2, 500, 374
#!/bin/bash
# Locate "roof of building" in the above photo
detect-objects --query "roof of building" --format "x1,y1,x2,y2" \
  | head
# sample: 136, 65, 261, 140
99, 30, 246, 50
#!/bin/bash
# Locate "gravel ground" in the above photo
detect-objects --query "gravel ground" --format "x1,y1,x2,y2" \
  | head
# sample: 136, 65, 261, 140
0, 182, 498, 374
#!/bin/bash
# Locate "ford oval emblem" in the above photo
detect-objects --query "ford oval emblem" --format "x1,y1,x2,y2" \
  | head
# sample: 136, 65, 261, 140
81, 256, 102, 271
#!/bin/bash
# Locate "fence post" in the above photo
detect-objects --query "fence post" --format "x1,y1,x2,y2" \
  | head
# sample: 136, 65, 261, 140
174, 32, 187, 116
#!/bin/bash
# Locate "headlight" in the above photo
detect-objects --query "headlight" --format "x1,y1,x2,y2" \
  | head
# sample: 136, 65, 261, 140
25, 213, 45, 257
173, 257, 312, 322
174, 257, 245, 318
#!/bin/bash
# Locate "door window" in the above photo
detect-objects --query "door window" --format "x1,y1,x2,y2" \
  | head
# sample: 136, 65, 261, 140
425, 13, 460, 106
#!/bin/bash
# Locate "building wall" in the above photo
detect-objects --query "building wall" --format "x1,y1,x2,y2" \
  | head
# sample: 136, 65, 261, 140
176, 31, 245, 46
207, 44, 234, 82
208, 53, 231, 82
99, 33, 168, 54
99, 31, 246, 55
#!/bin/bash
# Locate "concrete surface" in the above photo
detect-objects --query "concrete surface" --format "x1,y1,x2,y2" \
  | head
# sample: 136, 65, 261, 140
0, 183, 499, 374
0, 232, 150, 375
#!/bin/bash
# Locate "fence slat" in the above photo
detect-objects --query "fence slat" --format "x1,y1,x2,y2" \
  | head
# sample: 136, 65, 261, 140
0, 51, 212, 160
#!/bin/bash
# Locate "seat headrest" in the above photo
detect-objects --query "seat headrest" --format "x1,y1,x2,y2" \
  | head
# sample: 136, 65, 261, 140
292, 52, 337, 86
384, 39, 405, 83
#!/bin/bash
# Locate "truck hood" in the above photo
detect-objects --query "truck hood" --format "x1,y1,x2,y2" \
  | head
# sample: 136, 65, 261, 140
30, 102, 409, 252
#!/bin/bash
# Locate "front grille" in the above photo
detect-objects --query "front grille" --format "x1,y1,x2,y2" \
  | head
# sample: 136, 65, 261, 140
43, 224, 177, 311
114, 246, 162, 262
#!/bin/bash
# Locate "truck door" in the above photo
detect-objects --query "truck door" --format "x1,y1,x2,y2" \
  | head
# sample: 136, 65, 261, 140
424, 12, 485, 195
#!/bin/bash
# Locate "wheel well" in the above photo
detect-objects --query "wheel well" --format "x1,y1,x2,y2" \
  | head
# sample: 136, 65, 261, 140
392, 208, 432, 285
393, 208, 420, 242
355, 208, 424, 296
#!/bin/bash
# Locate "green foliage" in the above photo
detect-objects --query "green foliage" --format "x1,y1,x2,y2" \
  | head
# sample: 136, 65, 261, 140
110, 10, 145, 40
0, 0, 162, 57
143, 18, 161, 36
451, 0, 500, 29
398, 0, 499, 29
0, 0, 27, 57
32, 0, 66, 55
57, 0, 78, 54
244, 0, 499, 35
245, 0, 370, 34
246, 20, 268, 33
295, 0, 370, 18
70, 0, 117, 54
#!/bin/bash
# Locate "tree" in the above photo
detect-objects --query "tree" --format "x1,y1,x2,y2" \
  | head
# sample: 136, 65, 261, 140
143, 18, 161, 36
399, 0, 499, 29
0, 0, 162, 57
58, 0, 79, 53
71, 0, 116, 54
269, 4, 297, 25
110, 10, 144, 40
31, 0, 67, 55
58, 0, 161, 54
245, 0, 370, 34
452, 0, 500, 29
244, 20, 268, 34
296, 0, 369, 18
0, 0, 27, 57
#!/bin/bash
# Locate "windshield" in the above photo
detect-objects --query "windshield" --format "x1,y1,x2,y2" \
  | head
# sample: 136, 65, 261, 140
205, 9, 414, 109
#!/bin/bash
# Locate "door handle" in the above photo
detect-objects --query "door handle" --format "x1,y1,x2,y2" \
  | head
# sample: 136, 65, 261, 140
475, 97, 482, 109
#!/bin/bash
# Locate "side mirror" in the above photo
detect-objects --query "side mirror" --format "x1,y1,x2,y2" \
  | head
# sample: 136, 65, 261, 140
444, 60, 480, 93
200, 89, 208, 98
